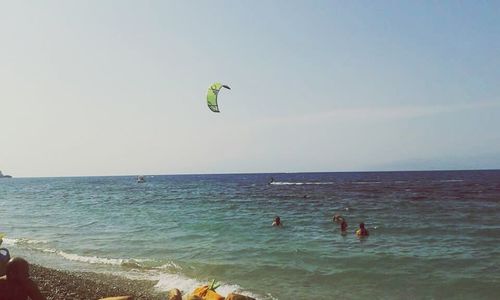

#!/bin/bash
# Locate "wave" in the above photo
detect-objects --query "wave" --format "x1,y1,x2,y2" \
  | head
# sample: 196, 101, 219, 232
5, 237, 266, 298
153, 262, 183, 271
57, 251, 149, 266
36, 247, 150, 267
270, 181, 335, 185
436, 179, 464, 183
5, 238, 149, 267
2, 237, 49, 246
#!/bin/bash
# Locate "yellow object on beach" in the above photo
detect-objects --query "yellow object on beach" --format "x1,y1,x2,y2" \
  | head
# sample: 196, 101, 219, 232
191, 285, 224, 300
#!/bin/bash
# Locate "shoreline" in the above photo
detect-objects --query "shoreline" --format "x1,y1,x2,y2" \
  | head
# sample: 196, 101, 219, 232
30, 264, 164, 300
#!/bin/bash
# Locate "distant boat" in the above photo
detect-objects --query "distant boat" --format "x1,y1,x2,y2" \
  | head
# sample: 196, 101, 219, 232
137, 175, 145, 183
0, 170, 12, 178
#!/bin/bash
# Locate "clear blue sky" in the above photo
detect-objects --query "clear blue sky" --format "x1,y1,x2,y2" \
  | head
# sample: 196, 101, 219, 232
1, 1, 499, 177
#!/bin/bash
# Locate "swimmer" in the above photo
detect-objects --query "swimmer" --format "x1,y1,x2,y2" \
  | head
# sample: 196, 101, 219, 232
355, 222, 369, 237
333, 214, 344, 224
340, 219, 348, 234
272, 216, 282, 227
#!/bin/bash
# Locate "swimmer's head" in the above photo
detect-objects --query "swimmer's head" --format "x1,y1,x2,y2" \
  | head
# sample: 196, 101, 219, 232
6, 257, 30, 281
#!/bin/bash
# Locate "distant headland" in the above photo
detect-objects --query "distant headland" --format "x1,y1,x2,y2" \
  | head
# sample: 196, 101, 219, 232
0, 170, 12, 178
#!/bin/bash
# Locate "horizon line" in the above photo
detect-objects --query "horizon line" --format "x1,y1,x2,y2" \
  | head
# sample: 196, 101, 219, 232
5, 168, 500, 179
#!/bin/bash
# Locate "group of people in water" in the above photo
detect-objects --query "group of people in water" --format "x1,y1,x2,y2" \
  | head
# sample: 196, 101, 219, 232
0, 216, 367, 300
333, 214, 369, 236
272, 214, 369, 237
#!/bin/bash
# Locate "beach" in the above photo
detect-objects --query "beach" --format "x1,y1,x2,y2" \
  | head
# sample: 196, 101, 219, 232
30, 264, 163, 300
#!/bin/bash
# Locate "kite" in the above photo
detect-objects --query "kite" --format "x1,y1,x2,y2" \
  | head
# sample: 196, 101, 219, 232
206, 83, 231, 113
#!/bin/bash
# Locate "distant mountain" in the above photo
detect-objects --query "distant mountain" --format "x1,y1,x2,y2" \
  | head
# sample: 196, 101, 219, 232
369, 153, 500, 172
0, 170, 12, 178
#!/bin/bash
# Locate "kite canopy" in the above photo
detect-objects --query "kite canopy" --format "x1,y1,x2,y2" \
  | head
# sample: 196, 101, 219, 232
207, 83, 231, 113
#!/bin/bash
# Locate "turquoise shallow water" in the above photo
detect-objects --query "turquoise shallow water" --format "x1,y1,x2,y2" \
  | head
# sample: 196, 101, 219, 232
1, 171, 499, 299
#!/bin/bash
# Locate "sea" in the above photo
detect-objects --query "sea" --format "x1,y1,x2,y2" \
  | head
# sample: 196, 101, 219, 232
1, 170, 499, 299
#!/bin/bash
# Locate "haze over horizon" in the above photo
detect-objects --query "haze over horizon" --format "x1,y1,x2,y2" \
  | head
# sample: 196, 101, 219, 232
1, 1, 499, 177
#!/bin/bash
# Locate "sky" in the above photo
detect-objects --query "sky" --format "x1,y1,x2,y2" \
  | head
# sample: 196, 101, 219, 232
0, 1, 499, 177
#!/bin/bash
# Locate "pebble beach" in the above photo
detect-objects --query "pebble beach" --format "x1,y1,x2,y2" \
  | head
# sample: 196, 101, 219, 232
30, 264, 164, 300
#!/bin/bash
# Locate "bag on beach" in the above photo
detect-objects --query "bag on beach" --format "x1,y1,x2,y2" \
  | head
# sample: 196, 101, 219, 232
191, 279, 225, 300
192, 285, 225, 300
0, 248, 10, 276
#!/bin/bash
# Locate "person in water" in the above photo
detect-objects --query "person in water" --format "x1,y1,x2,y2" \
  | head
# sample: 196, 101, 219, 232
0, 257, 45, 300
272, 216, 282, 227
333, 214, 344, 224
355, 222, 369, 237
340, 219, 348, 234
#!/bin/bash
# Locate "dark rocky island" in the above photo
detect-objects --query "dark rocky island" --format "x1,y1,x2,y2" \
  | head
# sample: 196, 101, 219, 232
0, 170, 12, 178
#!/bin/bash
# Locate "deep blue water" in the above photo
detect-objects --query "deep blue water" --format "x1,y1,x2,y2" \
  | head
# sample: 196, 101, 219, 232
1, 170, 499, 299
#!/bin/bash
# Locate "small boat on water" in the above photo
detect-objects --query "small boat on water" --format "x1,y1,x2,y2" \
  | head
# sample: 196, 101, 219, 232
0, 170, 12, 178
137, 175, 145, 183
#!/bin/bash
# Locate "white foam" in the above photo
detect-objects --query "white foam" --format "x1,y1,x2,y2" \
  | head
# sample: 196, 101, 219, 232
216, 282, 260, 299
154, 272, 202, 294
58, 251, 125, 265
265, 293, 279, 300
57, 251, 151, 267
154, 261, 183, 271
40, 248, 58, 254
2, 237, 49, 246
271, 181, 334, 185
7, 238, 148, 267
1, 237, 17, 246
438, 179, 464, 183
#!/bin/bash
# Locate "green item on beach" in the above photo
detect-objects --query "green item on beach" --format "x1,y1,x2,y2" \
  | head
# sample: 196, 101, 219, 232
209, 279, 221, 291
